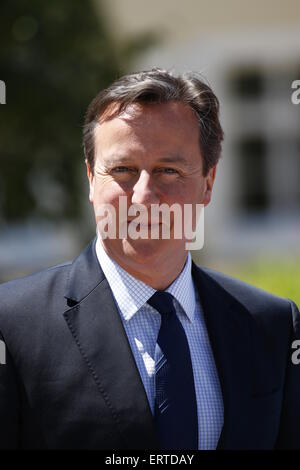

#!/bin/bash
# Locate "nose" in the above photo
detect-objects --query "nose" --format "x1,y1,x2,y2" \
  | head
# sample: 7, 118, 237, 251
131, 170, 160, 207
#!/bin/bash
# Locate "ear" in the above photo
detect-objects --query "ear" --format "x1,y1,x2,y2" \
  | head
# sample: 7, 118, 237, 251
202, 164, 217, 206
85, 159, 95, 204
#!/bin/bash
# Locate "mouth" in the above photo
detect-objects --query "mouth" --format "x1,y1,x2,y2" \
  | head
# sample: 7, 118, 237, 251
127, 220, 162, 227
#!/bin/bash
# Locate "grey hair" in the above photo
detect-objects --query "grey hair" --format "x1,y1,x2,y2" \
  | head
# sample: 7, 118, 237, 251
83, 68, 224, 175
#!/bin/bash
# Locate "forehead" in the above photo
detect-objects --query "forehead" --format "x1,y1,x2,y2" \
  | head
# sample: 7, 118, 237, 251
94, 102, 201, 159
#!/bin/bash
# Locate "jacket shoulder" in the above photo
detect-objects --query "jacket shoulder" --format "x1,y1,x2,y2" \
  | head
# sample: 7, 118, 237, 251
194, 264, 295, 317
0, 261, 72, 329
0, 261, 72, 295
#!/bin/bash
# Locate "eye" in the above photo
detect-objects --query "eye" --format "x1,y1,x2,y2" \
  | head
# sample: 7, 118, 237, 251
159, 167, 179, 174
112, 166, 133, 173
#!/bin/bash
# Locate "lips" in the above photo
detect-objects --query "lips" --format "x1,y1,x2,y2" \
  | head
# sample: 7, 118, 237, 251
127, 220, 162, 226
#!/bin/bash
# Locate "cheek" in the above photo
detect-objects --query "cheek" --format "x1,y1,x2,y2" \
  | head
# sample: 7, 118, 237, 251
159, 179, 188, 201
93, 183, 126, 234
93, 178, 127, 205
167, 180, 204, 205
194, 183, 205, 203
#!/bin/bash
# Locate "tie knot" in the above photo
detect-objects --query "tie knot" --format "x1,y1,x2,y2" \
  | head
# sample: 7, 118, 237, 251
147, 291, 175, 315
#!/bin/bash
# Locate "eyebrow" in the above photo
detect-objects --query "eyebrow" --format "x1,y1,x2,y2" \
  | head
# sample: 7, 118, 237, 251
104, 154, 189, 166
156, 156, 188, 164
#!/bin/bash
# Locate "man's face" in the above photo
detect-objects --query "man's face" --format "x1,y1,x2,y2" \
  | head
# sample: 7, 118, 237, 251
86, 101, 216, 277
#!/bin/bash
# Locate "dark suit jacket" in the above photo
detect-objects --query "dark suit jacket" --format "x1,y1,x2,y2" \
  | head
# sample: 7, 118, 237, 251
0, 238, 299, 449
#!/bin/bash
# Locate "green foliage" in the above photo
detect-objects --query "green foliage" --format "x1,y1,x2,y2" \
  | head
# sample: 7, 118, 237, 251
0, 0, 151, 224
227, 259, 300, 309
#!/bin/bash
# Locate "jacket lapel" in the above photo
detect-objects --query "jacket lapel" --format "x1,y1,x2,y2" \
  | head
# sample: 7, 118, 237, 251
62, 238, 254, 449
192, 263, 253, 449
63, 239, 158, 449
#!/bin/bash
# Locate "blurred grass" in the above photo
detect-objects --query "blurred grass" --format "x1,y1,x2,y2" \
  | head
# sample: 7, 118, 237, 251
225, 259, 300, 309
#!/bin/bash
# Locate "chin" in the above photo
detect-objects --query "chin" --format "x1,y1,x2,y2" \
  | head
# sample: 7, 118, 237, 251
122, 238, 167, 262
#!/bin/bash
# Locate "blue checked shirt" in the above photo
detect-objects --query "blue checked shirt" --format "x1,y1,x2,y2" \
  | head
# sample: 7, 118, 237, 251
95, 238, 224, 449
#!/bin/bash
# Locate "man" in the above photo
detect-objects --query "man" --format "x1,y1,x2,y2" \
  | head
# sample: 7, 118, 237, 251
0, 69, 299, 450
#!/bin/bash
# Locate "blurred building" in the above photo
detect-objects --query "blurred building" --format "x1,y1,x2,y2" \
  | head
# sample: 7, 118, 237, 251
1, 1, 300, 281
101, 0, 300, 265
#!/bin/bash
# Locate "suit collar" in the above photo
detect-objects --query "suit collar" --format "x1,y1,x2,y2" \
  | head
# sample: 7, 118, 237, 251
64, 238, 103, 305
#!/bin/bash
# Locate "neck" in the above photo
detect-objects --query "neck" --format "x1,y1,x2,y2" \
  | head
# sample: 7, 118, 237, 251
98, 239, 189, 290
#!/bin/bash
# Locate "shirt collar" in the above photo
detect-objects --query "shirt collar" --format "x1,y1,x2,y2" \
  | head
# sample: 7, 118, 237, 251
95, 237, 196, 322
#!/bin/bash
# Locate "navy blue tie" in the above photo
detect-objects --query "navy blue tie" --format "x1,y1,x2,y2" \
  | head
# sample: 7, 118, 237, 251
148, 291, 198, 450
